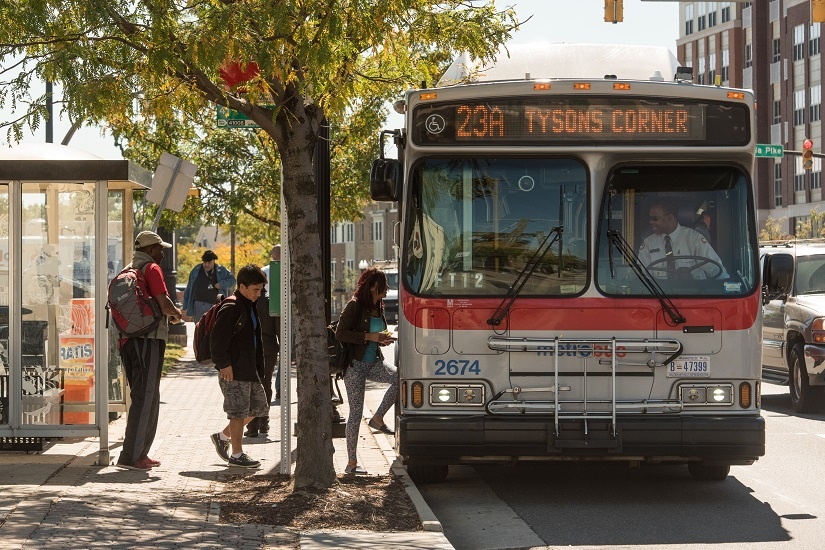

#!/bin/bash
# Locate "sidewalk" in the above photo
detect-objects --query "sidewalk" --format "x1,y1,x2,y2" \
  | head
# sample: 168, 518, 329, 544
0, 323, 453, 549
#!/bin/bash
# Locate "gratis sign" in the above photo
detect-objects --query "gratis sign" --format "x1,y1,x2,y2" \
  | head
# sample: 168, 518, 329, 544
755, 144, 784, 158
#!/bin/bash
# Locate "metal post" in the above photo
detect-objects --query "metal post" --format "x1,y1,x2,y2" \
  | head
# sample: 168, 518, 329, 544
279, 179, 291, 474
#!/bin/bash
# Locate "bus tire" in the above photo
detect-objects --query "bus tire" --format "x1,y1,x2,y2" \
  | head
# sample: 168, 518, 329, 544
688, 462, 730, 481
789, 344, 825, 413
407, 464, 448, 484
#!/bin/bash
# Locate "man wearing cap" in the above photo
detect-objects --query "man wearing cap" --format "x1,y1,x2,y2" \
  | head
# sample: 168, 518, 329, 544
182, 250, 236, 322
117, 230, 184, 471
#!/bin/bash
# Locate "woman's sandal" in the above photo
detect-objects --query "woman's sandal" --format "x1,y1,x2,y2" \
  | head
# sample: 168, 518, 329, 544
368, 419, 395, 435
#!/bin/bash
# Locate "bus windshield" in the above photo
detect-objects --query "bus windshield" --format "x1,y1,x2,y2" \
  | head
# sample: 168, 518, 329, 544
596, 165, 758, 297
405, 158, 588, 297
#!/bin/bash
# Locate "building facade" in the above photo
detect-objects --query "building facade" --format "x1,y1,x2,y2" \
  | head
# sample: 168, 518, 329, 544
329, 201, 399, 315
678, 1, 824, 235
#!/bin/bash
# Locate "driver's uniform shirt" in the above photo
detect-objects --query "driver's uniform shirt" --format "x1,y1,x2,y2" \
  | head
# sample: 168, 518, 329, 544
638, 224, 728, 279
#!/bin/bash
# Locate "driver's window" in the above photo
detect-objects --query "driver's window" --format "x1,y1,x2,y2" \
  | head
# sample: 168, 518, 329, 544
596, 165, 757, 297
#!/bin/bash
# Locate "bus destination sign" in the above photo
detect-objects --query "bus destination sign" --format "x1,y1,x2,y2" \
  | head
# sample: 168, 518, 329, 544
412, 97, 750, 146
453, 104, 703, 140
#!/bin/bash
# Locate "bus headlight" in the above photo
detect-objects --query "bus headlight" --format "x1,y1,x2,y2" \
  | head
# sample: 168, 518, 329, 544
680, 383, 733, 406
429, 384, 485, 406
436, 387, 457, 403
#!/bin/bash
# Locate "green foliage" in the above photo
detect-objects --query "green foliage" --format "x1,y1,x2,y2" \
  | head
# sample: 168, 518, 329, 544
0, 0, 519, 489
795, 208, 825, 239
760, 216, 789, 241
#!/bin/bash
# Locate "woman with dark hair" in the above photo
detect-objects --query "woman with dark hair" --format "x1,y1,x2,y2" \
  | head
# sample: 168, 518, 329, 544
335, 267, 398, 475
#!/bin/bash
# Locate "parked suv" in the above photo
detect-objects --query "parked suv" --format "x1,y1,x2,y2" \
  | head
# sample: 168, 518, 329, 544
761, 241, 825, 412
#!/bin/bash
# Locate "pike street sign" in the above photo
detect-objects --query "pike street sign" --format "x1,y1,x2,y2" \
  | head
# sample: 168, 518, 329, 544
755, 144, 784, 158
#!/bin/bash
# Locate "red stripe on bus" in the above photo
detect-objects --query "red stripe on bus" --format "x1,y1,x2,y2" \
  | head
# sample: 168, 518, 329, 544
401, 293, 760, 331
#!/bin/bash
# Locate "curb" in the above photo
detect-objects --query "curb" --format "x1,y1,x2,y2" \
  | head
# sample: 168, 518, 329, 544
363, 405, 444, 533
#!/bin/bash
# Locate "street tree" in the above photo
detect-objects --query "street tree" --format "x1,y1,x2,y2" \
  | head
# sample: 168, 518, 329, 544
0, 0, 517, 489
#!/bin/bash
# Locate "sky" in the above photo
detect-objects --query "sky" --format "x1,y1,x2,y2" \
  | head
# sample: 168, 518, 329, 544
2, 0, 681, 161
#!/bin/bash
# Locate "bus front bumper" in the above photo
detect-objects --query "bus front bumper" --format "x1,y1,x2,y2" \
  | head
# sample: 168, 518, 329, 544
397, 414, 765, 465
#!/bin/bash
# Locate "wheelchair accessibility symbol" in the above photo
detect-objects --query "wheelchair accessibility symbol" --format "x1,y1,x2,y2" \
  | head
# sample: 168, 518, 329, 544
426, 114, 446, 134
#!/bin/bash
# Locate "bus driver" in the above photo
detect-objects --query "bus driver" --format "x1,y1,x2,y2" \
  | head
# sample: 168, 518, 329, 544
638, 200, 728, 280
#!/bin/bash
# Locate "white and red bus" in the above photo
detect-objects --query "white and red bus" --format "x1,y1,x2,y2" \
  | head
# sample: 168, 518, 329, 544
370, 44, 764, 483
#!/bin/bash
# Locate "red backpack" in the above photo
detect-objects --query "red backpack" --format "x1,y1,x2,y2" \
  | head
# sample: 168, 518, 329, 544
193, 295, 246, 365
107, 264, 162, 338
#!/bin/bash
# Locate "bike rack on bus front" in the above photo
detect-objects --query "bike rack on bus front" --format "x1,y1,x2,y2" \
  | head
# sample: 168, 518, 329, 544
486, 336, 684, 437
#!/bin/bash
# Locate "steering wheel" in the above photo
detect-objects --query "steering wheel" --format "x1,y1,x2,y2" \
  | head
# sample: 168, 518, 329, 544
646, 255, 725, 280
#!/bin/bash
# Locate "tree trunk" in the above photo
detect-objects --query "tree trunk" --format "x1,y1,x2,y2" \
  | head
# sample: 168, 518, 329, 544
280, 134, 337, 490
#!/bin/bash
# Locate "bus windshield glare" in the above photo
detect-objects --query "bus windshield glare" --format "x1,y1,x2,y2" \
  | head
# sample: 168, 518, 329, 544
405, 158, 588, 297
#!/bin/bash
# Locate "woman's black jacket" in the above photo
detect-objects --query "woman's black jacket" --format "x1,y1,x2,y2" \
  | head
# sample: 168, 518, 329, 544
335, 298, 386, 362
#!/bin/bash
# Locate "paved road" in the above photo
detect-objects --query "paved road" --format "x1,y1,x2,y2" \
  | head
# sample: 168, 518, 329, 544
418, 383, 825, 550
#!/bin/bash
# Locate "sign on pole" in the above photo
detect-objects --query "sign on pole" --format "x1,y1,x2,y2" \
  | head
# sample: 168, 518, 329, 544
146, 152, 198, 230
216, 105, 260, 129
755, 144, 784, 158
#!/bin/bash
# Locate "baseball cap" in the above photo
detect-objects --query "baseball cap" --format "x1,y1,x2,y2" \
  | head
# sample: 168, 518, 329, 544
135, 230, 172, 249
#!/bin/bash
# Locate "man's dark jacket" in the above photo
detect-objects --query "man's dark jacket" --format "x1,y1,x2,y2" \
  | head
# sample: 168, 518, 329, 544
210, 290, 264, 381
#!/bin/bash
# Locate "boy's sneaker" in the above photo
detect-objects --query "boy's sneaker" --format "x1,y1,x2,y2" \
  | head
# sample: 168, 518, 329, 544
228, 453, 261, 468
116, 457, 154, 471
210, 433, 230, 462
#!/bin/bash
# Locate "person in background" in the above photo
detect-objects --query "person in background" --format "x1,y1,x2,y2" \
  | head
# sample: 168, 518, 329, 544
692, 208, 712, 242
182, 250, 236, 322
209, 265, 268, 468
117, 231, 183, 471
261, 244, 282, 401
245, 285, 280, 437
335, 267, 398, 475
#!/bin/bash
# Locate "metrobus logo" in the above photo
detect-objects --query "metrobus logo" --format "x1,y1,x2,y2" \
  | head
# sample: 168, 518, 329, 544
536, 343, 627, 358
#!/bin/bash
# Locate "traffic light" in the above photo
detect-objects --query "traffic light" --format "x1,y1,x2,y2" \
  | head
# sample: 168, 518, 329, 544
813, 0, 825, 23
803, 138, 814, 170
604, 0, 623, 24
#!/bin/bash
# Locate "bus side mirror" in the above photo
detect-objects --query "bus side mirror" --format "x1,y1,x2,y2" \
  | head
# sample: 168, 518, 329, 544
763, 253, 794, 303
370, 158, 401, 201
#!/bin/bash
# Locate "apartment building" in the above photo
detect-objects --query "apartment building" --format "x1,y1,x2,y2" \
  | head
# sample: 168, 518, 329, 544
677, 1, 824, 235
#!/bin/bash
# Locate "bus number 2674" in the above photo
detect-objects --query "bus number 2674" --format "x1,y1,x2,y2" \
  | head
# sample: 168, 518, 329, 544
434, 359, 481, 376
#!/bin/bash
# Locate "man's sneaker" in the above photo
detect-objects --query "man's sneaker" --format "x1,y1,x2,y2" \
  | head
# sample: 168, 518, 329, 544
116, 457, 154, 471
210, 433, 230, 462
228, 453, 261, 468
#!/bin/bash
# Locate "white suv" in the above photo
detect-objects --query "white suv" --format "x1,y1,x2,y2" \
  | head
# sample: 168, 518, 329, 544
761, 241, 825, 412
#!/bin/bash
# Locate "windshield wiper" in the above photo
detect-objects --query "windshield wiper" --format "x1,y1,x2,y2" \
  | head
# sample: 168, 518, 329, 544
487, 225, 563, 326
607, 229, 686, 326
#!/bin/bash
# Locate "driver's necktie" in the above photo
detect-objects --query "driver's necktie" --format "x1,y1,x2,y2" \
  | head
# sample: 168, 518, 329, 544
664, 235, 675, 275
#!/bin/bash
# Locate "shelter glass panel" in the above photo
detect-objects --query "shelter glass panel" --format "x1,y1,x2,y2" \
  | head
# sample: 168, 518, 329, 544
19, 182, 96, 426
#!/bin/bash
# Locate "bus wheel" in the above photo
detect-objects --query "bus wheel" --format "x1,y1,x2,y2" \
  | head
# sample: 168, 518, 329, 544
688, 462, 730, 481
407, 464, 448, 484
789, 344, 825, 413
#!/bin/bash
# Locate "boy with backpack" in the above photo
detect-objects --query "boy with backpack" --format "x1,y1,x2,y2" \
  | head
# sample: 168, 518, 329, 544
115, 231, 183, 471
208, 265, 269, 468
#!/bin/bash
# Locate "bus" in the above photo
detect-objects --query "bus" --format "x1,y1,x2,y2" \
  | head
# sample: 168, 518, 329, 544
370, 43, 764, 483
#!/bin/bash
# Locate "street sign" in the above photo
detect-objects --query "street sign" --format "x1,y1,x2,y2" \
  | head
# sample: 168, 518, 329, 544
216, 105, 259, 128
755, 144, 784, 158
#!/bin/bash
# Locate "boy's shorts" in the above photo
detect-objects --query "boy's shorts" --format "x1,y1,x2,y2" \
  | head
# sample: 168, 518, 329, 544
218, 379, 270, 419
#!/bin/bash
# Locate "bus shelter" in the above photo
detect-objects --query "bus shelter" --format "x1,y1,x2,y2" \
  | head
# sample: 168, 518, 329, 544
0, 143, 150, 465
